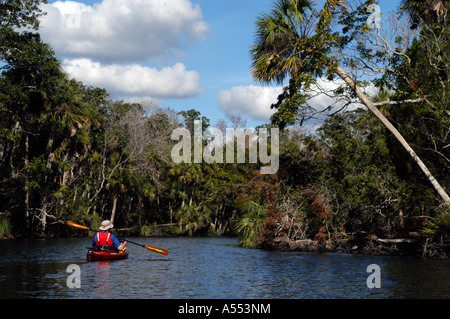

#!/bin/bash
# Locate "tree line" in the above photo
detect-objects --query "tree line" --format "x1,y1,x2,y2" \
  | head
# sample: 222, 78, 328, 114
0, 0, 449, 256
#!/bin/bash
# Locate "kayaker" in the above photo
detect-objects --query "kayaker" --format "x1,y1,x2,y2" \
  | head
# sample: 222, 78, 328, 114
92, 220, 128, 251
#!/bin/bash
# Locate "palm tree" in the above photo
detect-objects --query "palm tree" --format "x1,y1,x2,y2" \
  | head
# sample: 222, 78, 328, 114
174, 205, 208, 236
251, 0, 318, 85
250, 0, 450, 203
38, 74, 97, 232
234, 200, 267, 248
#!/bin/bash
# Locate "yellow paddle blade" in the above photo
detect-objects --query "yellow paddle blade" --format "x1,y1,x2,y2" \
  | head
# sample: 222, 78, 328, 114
144, 245, 169, 256
67, 221, 91, 230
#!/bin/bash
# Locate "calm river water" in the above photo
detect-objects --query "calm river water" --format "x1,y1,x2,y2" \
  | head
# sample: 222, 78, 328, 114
0, 237, 448, 299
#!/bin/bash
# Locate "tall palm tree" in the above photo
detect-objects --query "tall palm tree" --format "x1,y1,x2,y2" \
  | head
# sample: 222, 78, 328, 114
250, 0, 450, 203
251, 0, 319, 85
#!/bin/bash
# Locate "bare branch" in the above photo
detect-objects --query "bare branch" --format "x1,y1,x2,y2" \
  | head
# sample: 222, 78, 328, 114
373, 97, 426, 107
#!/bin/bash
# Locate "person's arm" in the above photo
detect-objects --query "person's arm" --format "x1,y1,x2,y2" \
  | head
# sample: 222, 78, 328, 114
111, 234, 127, 251
117, 239, 128, 251
92, 234, 97, 247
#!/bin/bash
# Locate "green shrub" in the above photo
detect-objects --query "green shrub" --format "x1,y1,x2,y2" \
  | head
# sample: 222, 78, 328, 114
0, 218, 13, 239
421, 204, 450, 240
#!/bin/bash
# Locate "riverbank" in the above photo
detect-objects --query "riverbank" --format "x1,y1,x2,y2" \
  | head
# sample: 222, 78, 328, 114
264, 235, 450, 260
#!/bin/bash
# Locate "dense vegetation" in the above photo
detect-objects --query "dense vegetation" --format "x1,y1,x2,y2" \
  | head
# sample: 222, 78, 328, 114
0, 0, 449, 257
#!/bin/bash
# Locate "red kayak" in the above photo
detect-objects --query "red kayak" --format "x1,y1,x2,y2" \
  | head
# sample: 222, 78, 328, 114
87, 248, 129, 262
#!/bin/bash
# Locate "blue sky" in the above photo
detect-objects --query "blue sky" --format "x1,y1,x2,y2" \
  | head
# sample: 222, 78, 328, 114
38, 0, 401, 129
163, 0, 278, 126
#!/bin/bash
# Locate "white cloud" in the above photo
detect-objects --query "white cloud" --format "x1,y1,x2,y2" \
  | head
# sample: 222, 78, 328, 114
217, 80, 379, 125
63, 58, 201, 99
39, 0, 209, 63
306, 79, 378, 113
217, 85, 283, 122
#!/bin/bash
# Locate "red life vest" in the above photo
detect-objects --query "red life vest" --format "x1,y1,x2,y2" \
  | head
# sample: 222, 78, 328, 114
95, 232, 112, 246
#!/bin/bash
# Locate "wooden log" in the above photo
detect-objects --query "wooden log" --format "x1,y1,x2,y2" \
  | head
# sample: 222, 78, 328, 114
116, 223, 178, 232
375, 238, 417, 244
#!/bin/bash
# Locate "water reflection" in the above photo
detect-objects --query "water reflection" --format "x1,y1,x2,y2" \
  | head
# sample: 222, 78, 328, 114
93, 261, 113, 294
0, 237, 448, 299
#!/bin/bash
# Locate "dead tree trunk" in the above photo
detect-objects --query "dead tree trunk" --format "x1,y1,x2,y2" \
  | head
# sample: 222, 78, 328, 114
335, 66, 450, 203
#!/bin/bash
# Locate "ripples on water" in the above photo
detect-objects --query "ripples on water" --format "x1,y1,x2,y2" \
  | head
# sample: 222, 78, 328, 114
0, 237, 448, 299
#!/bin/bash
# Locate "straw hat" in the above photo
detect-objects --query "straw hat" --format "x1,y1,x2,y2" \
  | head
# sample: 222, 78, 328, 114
99, 220, 114, 231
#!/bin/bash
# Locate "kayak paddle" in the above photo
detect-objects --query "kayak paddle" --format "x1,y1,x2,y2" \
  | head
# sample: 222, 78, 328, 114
126, 240, 169, 256
66, 221, 169, 256
67, 220, 90, 230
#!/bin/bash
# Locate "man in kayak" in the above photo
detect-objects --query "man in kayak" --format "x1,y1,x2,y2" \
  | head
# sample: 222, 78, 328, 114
92, 220, 128, 251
